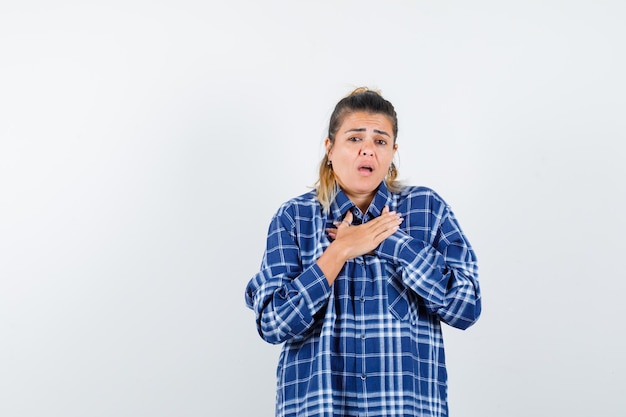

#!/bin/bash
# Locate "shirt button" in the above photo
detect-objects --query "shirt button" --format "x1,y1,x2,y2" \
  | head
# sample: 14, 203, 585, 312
361, 373, 366, 380
359, 297, 365, 302
361, 333, 366, 339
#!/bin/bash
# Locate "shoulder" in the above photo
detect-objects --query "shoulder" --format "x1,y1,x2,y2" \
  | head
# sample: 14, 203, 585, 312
396, 185, 450, 209
394, 185, 455, 235
272, 190, 321, 225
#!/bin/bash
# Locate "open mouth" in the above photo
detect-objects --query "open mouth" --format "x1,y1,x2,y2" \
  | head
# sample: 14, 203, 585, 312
358, 165, 374, 173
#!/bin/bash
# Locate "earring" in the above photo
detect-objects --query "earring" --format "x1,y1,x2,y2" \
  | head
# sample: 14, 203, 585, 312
327, 160, 332, 166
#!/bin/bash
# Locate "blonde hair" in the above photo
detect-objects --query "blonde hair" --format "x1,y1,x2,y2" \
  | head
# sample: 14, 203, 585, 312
315, 87, 402, 212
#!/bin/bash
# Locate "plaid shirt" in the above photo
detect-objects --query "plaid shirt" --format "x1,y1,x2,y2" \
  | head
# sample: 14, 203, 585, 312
245, 182, 481, 417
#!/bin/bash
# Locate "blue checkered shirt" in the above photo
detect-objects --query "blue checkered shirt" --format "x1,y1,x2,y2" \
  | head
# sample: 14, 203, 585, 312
245, 182, 481, 417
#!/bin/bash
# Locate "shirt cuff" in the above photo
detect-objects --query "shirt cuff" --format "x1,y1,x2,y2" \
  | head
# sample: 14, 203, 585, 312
376, 231, 448, 306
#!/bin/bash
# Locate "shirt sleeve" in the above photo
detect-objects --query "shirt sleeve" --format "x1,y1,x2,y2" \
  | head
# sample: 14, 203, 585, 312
244, 205, 332, 344
375, 198, 481, 330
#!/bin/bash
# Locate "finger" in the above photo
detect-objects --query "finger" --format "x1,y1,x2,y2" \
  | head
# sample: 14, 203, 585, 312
376, 207, 398, 221
379, 224, 400, 241
341, 211, 353, 227
371, 211, 402, 228
373, 224, 400, 240
370, 215, 403, 238
370, 216, 401, 239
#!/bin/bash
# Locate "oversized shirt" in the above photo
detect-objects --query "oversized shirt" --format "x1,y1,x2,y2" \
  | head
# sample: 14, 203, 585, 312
245, 182, 481, 417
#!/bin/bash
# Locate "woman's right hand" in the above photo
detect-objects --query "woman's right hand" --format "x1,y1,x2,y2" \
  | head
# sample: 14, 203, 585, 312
326, 206, 403, 260
318, 206, 402, 285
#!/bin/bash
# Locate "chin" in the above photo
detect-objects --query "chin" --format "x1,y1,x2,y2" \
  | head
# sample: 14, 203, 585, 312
354, 185, 380, 195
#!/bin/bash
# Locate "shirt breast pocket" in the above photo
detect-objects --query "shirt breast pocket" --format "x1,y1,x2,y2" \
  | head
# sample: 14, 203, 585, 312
386, 266, 418, 325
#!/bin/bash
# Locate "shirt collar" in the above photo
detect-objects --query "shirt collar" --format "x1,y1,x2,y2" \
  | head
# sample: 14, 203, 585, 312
368, 181, 393, 217
329, 181, 393, 221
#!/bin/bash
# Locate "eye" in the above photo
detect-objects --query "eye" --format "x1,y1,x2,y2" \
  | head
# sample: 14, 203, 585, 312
348, 136, 361, 142
376, 139, 388, 145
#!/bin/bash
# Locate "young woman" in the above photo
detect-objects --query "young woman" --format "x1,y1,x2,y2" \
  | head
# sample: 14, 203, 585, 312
245, 87, 481, 417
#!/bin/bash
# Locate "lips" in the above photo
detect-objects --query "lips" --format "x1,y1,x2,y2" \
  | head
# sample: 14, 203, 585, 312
358, 165, 374, 174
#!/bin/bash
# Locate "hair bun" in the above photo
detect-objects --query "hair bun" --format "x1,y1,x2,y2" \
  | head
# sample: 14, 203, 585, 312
349, 86, 381, 96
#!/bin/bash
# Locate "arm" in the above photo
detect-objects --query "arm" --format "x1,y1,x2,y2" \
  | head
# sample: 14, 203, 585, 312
245, 204, 403, 344
245, 208, 332, 345
376, 199, 481, 330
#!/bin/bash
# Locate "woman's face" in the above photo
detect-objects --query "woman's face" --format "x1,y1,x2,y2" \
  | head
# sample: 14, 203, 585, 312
326, 111, 397, 203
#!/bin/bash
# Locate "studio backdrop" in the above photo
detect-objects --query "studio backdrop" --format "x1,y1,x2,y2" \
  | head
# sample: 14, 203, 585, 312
1, 1, 624, 416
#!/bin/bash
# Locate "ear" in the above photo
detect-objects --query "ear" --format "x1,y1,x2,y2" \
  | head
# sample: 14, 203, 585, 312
324, 137, 332, 156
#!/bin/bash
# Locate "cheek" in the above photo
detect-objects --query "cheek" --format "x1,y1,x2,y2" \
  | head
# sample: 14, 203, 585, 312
383, 150, 396, 161
332, 148, 350, 161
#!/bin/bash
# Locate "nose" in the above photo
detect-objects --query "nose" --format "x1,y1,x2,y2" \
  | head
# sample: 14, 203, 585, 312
361, 142, 375, 156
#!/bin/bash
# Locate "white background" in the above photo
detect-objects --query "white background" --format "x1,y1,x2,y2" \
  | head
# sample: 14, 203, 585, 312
1, 1, 625, 416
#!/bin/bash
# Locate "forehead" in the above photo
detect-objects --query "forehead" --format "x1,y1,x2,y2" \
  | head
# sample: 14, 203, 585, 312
339, 111, 394, 134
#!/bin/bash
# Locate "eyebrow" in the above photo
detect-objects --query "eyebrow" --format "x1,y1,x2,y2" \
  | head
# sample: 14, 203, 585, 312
344, 128, 391, 137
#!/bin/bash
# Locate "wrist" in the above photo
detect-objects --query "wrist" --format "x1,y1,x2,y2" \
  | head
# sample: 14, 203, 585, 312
326, 240, 351, 263
317, 240, 350, 286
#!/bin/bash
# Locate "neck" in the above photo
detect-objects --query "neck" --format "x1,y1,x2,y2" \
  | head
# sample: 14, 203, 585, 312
346, 191, 375, 214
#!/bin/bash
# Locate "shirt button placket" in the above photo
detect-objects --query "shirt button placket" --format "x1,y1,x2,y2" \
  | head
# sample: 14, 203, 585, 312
359, 295, 367, 402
